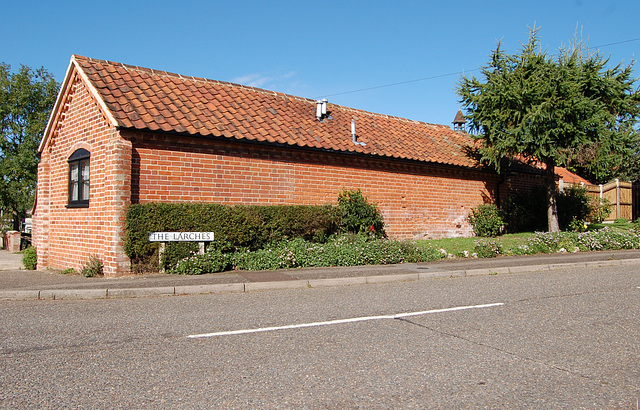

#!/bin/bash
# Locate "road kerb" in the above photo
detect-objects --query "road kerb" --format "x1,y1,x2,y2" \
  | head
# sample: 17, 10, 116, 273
549, 262, 587, 270
175, 283, 245, 295
419, 270, 466, 279
3, 257, 640, 301
39, 289, 108, 300
584, 260, 618, 267
244, 279, 310, 292
0, 290, 40, 300
308, 277, 367, 288
366, 273, 419, 284
618, 258, 640, 265
107, 287, 175, 298
466, 267, 510, 276
508, 264, 550, 273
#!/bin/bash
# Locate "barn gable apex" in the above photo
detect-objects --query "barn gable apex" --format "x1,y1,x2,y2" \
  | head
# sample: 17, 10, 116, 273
39, 56, 119, 153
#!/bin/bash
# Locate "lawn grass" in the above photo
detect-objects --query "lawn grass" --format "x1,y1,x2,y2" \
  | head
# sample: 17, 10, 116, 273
419, 232, 535, 256
420, 220, 639, 257
588, 220, 636, 231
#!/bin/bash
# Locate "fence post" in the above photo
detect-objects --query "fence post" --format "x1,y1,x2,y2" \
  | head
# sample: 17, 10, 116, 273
616, 179, 621, 220
159, 243, 165, 274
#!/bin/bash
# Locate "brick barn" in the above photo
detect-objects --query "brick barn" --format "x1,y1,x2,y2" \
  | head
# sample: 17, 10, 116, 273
32, 55, 580, 276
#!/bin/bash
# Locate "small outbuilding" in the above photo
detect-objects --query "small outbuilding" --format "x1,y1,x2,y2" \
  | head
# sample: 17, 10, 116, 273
33, 55, 579, 276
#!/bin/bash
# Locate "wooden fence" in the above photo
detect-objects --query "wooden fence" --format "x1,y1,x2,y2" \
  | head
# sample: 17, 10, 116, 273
634, 183, 640, 221
583, 179, 633, 222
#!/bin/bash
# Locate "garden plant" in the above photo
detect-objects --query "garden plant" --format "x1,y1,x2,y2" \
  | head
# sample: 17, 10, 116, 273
124, 189, 640, 276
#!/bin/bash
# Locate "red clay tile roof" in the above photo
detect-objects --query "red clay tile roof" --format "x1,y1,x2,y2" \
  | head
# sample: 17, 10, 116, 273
508, 156, 592, 184
70, 55, 480, 169
554, 166, 591, 185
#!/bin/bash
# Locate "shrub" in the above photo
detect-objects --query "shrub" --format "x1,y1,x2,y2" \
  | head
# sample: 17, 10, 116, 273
125, 192, 391, 272
588, 197, 612, 223
170, 247, 229, 275
468, 204, 503, 237
574, 227, 640, 251
162, 241, 200, 272
567, 217, 588, 232
557, 186, 591, 231
398, 241, 445, 263
501, 188, 547, 233
125, 203, 340, 272
81, 256, 103, 278
474, 239, 502, 258
231, 237, 315, 271
337, 189, 385, 237
503, 186, 596, 233
201, 235, 445, 273
525, 232, 578, 253
22, 246, 37, 270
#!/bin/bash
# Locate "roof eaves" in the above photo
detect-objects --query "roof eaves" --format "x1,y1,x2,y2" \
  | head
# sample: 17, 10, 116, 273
115, 125, 487, 172
72, 56, 120, 129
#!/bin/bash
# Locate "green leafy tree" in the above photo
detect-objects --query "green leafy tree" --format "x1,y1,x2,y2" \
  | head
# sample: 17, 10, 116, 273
457, 28, 640, 232
568, 131, 640, 184
0, 63, 58, 230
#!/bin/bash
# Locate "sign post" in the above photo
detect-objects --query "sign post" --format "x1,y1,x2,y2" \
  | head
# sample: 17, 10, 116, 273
149, 232, 215, 273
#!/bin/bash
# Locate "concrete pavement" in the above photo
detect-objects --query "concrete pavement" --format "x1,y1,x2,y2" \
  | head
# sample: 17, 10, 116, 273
1, 249, 639, 301
0, 250, 23, 270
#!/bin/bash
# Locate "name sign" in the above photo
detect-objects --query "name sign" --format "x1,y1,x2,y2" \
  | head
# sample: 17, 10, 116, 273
149, 232, 215, 242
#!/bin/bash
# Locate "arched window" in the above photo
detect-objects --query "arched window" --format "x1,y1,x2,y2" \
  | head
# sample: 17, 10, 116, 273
68, 148, 90, 207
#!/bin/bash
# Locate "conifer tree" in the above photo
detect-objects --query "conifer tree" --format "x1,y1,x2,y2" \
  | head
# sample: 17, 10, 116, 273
458, 28, 640, 232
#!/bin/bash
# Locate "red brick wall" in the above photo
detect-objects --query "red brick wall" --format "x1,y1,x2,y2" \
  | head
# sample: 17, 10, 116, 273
35, 74, 500, 277
34, 75, 132, 276
128, 132, 499, 241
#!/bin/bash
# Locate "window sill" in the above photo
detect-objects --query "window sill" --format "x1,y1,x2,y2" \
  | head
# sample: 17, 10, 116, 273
66, 202, 89, 208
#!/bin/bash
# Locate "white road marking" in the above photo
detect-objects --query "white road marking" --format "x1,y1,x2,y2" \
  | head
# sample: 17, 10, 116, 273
187, 302, 504, 339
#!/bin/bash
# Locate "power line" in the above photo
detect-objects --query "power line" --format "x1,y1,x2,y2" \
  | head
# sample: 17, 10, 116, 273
320, 70, 475, 98
594, 37, 640, 48
318, 36, 640, 100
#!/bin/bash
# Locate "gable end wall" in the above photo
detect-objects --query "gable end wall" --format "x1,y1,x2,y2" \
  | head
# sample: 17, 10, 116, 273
34, 75, 132, 275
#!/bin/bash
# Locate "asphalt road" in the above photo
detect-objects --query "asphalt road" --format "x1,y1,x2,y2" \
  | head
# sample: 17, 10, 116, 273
1, 264, 639, 408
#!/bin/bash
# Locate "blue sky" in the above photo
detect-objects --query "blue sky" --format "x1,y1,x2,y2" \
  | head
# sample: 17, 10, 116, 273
2, 0, 639, 126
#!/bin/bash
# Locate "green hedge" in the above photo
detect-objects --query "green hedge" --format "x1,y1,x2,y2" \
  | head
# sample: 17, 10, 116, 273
125, 203, 340, 271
